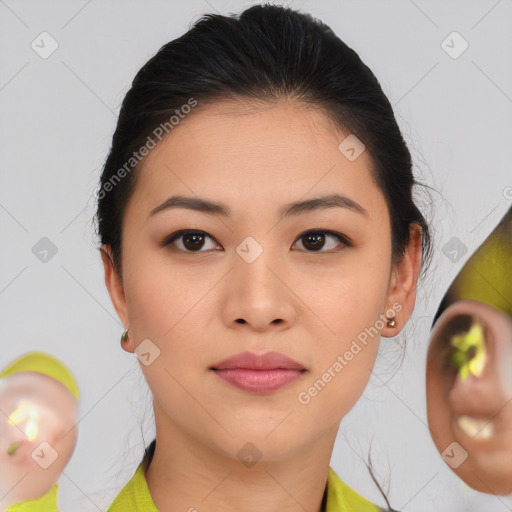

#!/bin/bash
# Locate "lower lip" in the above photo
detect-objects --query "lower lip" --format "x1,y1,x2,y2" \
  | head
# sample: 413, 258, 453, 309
212, 368, 305, 393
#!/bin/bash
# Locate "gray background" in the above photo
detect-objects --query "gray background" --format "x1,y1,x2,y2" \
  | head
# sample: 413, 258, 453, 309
1, 0, 511, 510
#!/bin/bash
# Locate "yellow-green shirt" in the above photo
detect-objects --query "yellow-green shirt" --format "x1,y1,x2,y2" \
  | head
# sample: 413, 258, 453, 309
107, 458, 381, 512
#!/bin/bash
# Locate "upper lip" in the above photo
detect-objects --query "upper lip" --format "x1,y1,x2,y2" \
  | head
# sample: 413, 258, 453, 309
211, 351, 306, 371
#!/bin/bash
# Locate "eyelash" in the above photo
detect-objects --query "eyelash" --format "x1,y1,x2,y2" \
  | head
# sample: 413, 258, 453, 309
160, 229, 352, 254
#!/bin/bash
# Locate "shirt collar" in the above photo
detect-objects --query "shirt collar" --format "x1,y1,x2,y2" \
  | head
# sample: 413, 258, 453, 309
112, 458, 380, 512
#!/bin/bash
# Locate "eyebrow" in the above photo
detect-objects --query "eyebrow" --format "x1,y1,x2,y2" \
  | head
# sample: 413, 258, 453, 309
148, 193, 368, 219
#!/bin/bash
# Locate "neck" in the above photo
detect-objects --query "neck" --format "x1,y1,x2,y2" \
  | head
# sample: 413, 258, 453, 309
145, 404, 339, 512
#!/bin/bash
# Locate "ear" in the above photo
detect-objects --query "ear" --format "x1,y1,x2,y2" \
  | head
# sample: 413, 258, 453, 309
381, 224, 423, 338
426, 299, 512, 495
100, 245, 135, 353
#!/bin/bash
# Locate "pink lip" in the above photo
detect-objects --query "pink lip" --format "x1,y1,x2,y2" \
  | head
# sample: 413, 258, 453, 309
210, 350, 307, 394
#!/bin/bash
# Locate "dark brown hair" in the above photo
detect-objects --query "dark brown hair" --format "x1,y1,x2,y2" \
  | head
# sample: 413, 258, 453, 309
94, 3, 433, 283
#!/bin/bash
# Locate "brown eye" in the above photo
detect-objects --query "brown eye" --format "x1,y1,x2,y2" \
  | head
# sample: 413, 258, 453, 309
161, 230, 220, 252
293, 230, 351, 252
161, 229, 352, 254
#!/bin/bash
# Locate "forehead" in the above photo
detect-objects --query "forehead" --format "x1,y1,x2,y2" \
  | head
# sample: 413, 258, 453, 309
129, 99, 383, 219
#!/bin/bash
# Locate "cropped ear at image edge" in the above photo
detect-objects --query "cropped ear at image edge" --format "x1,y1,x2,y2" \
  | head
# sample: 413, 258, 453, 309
431, 206, 512, 330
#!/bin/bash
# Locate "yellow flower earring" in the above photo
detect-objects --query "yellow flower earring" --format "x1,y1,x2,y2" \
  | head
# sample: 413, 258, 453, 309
448, 316, 487, 382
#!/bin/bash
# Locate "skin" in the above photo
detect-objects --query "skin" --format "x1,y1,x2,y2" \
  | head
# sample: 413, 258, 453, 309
0, 372, 78, 509
102, 99, 422, 512
427, 299, 512, 495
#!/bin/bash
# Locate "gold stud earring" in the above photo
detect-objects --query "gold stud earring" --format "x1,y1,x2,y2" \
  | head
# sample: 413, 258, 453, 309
386, 316, 397, 328
121, 329, 129, 344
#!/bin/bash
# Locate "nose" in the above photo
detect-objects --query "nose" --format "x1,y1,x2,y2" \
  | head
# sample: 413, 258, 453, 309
224, 245, 296, 332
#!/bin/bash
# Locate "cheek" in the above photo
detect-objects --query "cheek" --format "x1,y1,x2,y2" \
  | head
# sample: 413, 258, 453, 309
295, 253, 390, 419
296, 296, 388, 423
123, 243, 205, 338
295, 321, 380, 431
122, 251, 214, 403
305, 251, 391, 357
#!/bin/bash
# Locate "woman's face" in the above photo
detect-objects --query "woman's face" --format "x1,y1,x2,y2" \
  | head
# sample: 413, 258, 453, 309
103, 100, 420, 462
